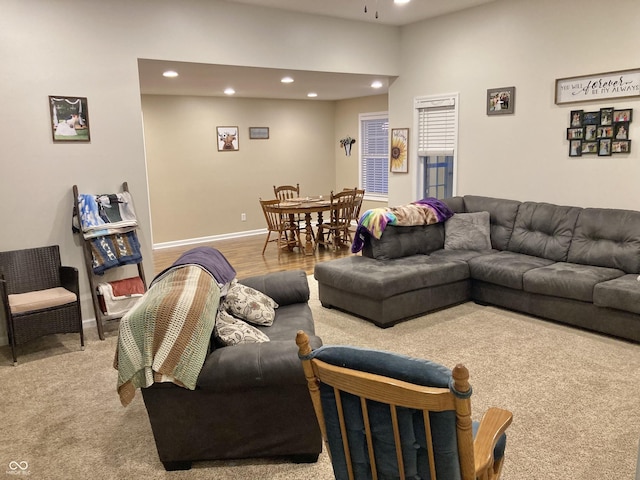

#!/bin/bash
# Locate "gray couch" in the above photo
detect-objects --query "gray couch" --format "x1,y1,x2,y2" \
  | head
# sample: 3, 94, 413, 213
314, 195, 640, 343
141, 270, 323, 471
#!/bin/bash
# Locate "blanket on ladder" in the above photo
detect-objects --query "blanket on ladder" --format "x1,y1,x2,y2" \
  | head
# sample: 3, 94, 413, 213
114, 264, 221, 407
351, 197, 454, 253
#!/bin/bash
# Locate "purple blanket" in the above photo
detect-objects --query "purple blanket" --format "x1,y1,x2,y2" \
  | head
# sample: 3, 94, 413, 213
151, 246, 236, 287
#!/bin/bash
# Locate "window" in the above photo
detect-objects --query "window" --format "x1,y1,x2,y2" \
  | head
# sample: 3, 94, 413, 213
359, 112, 388, 198
414, 95, 458, 199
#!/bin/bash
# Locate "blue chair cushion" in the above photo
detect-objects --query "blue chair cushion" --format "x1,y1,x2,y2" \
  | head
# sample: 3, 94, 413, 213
307, 346, 506, 480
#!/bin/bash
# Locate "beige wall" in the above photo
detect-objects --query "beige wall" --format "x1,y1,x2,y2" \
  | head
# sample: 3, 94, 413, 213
142, 95, 336, 244
390, 0, 640, 209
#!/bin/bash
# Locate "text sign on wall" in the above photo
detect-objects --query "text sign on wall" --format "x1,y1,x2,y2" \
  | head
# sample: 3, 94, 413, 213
555, 69, 640, 105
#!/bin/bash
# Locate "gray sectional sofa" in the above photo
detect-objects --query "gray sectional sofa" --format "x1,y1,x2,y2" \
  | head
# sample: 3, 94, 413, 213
314, 195, 640, 343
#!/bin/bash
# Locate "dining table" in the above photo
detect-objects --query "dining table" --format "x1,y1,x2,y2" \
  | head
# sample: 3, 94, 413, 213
275, 196, 332, 255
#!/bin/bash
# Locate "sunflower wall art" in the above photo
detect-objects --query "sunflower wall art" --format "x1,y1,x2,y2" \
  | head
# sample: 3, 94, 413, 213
390, 128, 409, 173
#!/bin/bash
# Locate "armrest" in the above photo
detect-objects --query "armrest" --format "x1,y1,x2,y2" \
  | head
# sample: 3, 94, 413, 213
60, 266, 80, 296
197, 334, 322, 391
473, 407, 513, 475
239, 270, 309, 306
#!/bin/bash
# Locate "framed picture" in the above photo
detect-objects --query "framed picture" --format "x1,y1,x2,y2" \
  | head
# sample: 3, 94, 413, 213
614, 122, 629, 140
584, 125, 597, 141
581, 141, 598, 154
599, 107, 614, 126
555, 68, 640, 104
570, 110, 584, 127
566, 127, 584, 140
249, 127, 269, 139
390, 128, 409, 173
217, 126, 239, 151
486, 86, 515, 115
582, 111, 600, 125
597, 126, 613, 138
598, 138, 612, 156
613, 109, 633, 122
612, 140, 631, 153
569, 140, 582, 157
49, 96, 90, 142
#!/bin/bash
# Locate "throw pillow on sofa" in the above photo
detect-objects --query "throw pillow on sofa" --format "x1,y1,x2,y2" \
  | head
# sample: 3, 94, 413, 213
221, 280, 278, 326
444, 211, 492, 250
214, 309, 270, 346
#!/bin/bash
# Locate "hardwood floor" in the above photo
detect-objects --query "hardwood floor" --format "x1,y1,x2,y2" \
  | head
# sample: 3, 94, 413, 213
152, 233, 354, 279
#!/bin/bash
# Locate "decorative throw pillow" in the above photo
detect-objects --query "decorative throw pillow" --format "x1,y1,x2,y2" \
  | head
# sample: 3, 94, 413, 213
221, 281, 278, 326
214, 309, 270, 346
444, 211, 492, 250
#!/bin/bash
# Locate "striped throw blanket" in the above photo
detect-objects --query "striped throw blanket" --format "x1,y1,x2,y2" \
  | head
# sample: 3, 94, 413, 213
114, 265, 220, 407
351, 197, 454, 253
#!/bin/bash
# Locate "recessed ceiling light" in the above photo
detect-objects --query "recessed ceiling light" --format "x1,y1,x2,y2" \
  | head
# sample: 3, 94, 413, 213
224, 88, 236, 95
307, 92, 318, 98
394, 0, 410, 4
371, 80, 383, 89
281, 76, 294, 84
162, 70, 179, 78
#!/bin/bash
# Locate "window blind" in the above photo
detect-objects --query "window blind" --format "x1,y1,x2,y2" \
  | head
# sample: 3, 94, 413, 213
416, 96, 456, 156
360, 114, 388, 196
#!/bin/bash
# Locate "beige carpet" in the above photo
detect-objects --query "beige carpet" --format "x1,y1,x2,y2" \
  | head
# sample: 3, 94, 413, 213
1, 275, 639, 479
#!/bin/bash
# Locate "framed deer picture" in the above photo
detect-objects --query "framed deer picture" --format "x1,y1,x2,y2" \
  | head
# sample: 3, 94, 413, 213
217, 126, 239, 151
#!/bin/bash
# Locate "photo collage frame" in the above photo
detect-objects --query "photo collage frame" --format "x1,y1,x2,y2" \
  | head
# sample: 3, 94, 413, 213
567, 107, 632, 157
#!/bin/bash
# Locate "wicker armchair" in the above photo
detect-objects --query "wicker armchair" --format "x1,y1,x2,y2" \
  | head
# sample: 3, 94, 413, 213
0, 245, 84, 365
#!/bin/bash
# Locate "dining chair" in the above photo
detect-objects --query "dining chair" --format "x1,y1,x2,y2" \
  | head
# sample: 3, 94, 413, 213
317, 188, 357, 250
273, 184, 300, 201
296, 330, 513, 480
343, 188, 365, 245
0, 245, 85, 365
259, 198, 304, 257
274, 183, 316, 241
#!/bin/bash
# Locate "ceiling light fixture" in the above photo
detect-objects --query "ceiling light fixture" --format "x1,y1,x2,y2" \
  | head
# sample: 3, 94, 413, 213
307, 92, 318, 98
162, 70, 179, 78
394, 0, 410, 4
224, 87, 236, 95
281, 76, 294, 84
371, 81, 383, 89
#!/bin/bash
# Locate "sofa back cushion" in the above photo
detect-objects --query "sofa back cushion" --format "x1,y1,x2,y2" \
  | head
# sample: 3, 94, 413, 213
508, 202, 582, 261
567, 208, 640, 273
462, 195, 520, 251
362, 223, 444, 259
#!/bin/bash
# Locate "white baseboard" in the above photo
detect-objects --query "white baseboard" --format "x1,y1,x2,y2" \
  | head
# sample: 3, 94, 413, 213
153, 229, 266, 250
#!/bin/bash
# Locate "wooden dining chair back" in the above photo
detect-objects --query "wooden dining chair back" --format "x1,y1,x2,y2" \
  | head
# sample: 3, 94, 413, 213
274, 184, 300, 202
317, 188, 357, 250
0, 245, 84, 365
259, 198, 303, 257
296, 331, 513, 480
343, 188, 365, 244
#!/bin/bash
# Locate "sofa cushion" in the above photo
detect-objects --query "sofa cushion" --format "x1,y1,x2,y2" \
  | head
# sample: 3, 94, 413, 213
507, 202, 581, 262
222, 280, 278, 326
444, 212, 491, 251
462, 195, 521, 251
567, 208, 640, 273
523, 263, 624, 302
362, 224, 444, 260
214, 309, 270, 346
314, 255, 469, 300
593, 274, 640, 314
468, 251, 554, 290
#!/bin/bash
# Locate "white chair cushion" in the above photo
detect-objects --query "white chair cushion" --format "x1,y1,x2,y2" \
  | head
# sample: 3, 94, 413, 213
8, 287, 77, 314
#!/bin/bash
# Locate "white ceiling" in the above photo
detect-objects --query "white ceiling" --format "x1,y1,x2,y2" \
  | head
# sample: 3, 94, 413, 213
223, 0, 497, 27
138, 0, 497, 100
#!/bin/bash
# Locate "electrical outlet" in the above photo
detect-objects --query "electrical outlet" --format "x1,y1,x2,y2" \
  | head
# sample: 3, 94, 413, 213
241, 213, 247, 221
